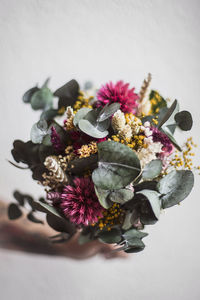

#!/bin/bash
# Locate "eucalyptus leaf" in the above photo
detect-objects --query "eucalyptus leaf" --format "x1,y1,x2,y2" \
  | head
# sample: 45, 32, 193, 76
40, 109, 58, 121
56, 79, 79, 109
174, 111, 193, 131
37, 200, 62, 218
42, 77, 50, 88
23, 86, 39, 103
31, 87, 53, 110
83, 108, 110, 131
97, 103, 120, 122
30, 120, 48, 144
109, 189, 134, 204
136, 189, 161, 220
73, 107, 92, 127
161, 128, 182, 151
158, 170, 194, 208
158, 99, 178, 129
78, 119, 109, 138
92, 141, 141, 190
122, 212, 133, 230
94, 186, 112, 209
46, 214, 76, 234
54, 79, 79, 99
126, 237, 145, 248
8, 203, 22, 220
42, 134, 52, 146
123, 228, 148, 240
98, 228, 122, 244
134, 181, 158, 193
83, 108, 100, 125
142, 159, 162, 180
125, 243, 145, 253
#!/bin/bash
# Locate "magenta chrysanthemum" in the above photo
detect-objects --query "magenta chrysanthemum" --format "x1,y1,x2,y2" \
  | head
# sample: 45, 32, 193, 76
96, 81, 139, 113
60, 177, 104, 226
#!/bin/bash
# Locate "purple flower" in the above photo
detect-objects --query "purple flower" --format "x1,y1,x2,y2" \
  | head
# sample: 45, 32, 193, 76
51, 126, 64, 152
152, 127, 174, 155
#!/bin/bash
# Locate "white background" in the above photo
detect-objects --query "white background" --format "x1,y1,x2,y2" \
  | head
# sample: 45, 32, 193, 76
0, 0, 200, 299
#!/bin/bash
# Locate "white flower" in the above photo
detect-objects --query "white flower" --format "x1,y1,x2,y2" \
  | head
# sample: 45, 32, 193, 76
66, 106, 74, 119
130, 116, 142, 135
137, 141, 163, 168
112, 109, 126, 132
137, 99, 151, 116
119, 124, 132, 141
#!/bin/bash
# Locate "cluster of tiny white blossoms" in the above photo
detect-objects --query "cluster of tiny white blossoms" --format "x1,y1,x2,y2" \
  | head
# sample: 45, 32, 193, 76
137, 121, 163, 168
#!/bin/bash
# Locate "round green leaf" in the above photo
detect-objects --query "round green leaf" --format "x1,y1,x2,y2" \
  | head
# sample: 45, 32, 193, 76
78, 119, 109, 138
137, 189, 161, 220
46, 214, 76, 234
73, 107, 92, 127
109, 189, 134, 204
158, 170, 194, 208
174, 111, 193, 131
40, 109, 58, 121
122, 212, 133, 230
123, 228, 148, 240
94, 186, 112, 209
54, 79, 79, 99
23, 86, 39, 103
97, 103, 120, 122
42, 134, 52, 146
142, 159, 162, 180
31, 87, 53, 110
98, 228, 122, 244
30, 120, 48, 144
92, 141, 141, 190
37, 200, 62, 218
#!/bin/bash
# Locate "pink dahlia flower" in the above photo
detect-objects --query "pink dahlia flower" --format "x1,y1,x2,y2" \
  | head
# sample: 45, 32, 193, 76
96, 81, 139, 113
60, 177, 104, 226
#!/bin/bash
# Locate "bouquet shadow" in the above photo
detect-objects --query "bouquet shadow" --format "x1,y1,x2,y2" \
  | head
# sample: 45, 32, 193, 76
0, 201, 126, 260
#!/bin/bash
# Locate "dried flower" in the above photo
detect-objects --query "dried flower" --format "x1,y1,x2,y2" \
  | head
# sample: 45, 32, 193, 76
77, 141, 98, 158
112, 109, 126, 132
64, 117, 74, 131
139, 73, 152, 103
96, 81, 139, 113
60, 177, 104, 225
119, 124, 132, 141
51, 126, 64, 152
44, 156, 67, 183
66, 106, 74, 119
137, 73, 152, 116
64, 106, 75, 131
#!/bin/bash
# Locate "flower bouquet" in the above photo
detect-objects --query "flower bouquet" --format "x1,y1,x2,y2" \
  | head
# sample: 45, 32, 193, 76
9, 74, 197, 253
